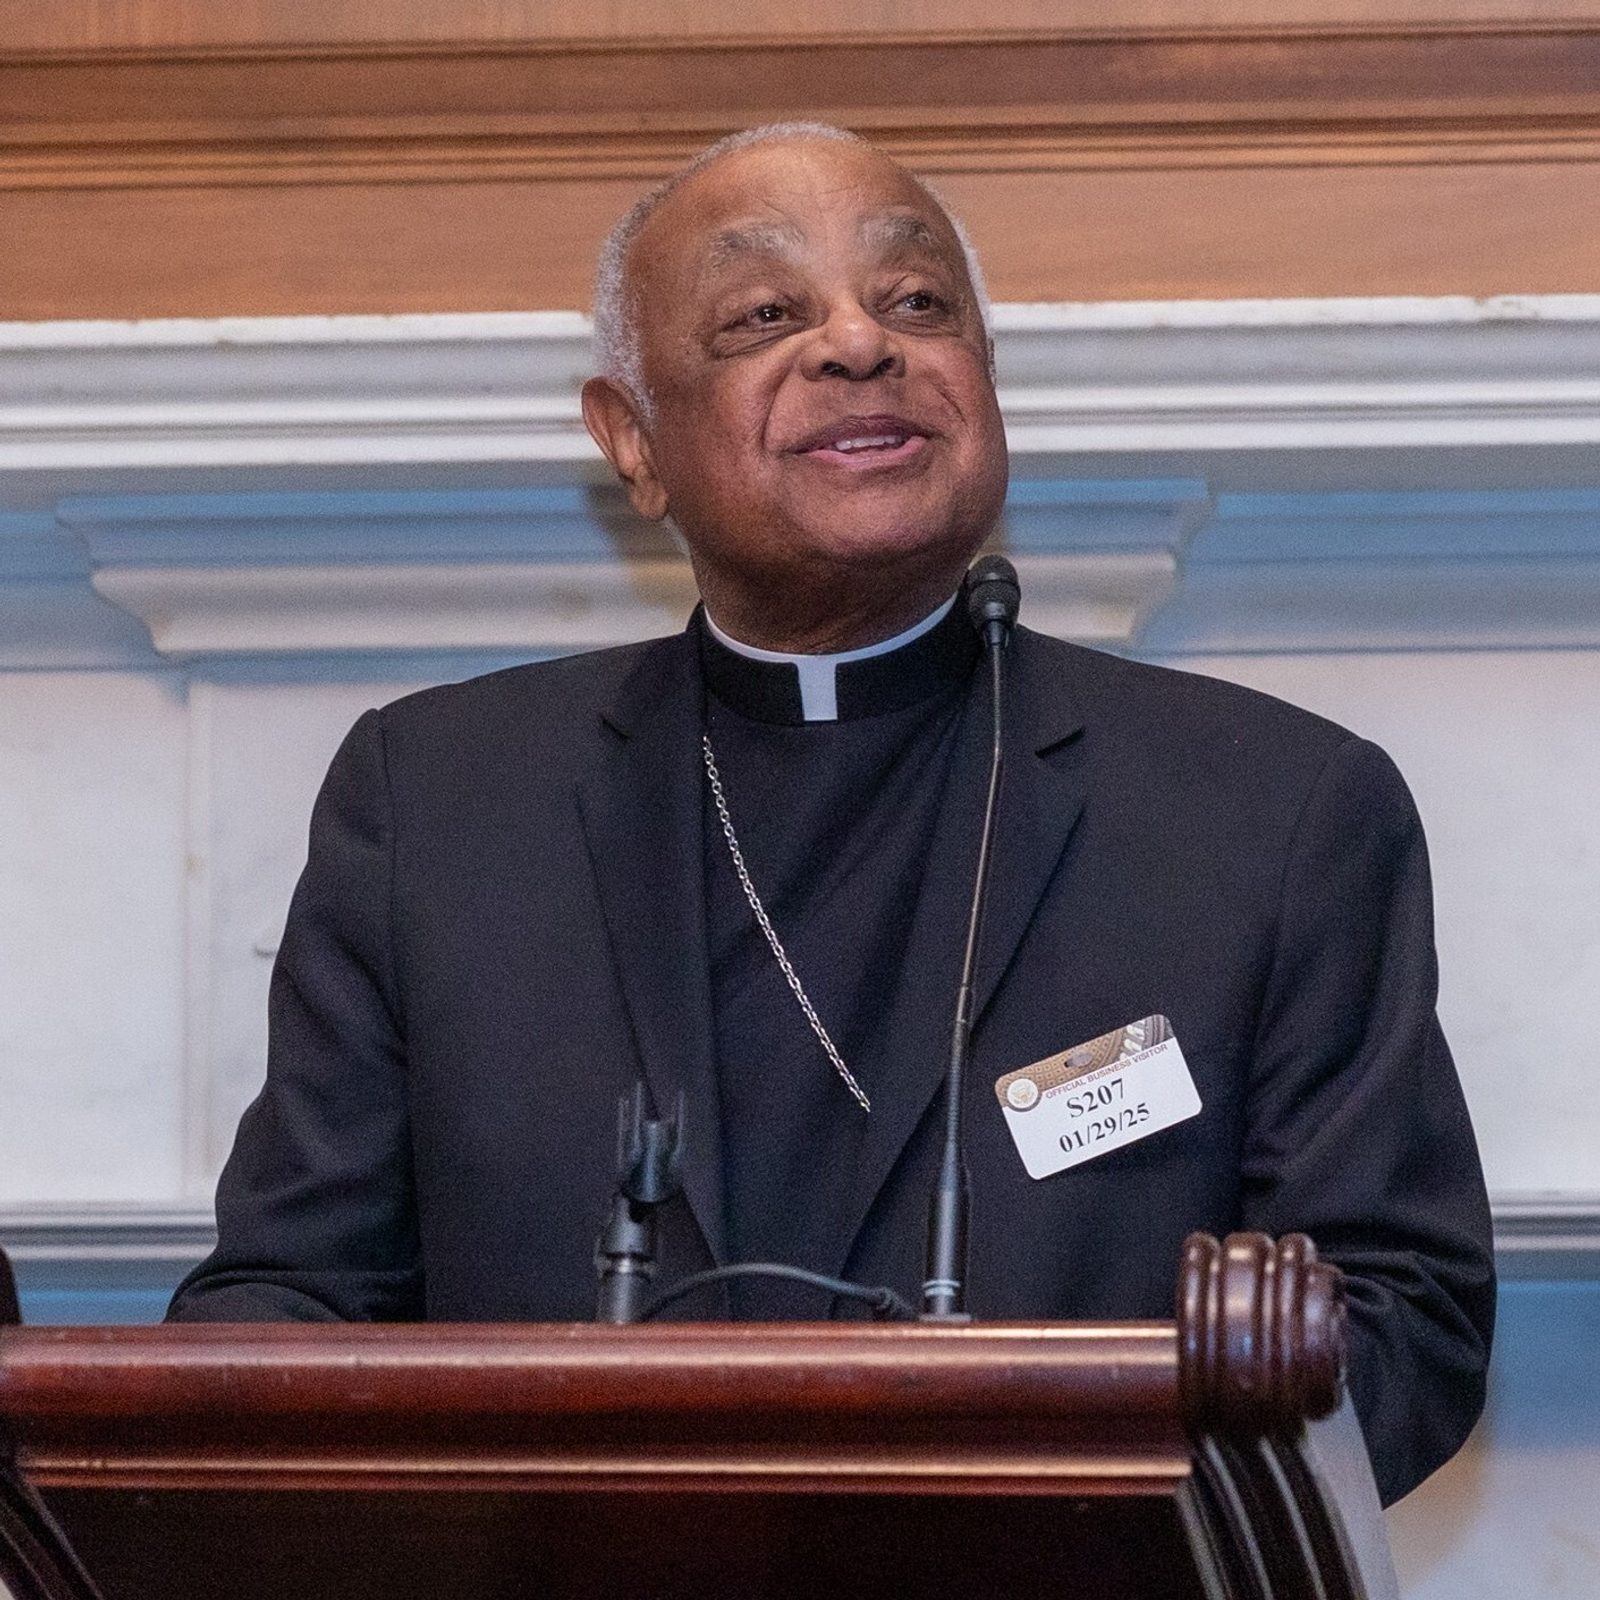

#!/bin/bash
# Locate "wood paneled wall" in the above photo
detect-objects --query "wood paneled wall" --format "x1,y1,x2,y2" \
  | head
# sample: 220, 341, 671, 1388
4, 2, 1600, 318
9, 2, 1600, 49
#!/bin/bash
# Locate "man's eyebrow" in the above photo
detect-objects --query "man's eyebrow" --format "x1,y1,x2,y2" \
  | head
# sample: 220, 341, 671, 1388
704, 222, 805, 270
859, 212, 943, 253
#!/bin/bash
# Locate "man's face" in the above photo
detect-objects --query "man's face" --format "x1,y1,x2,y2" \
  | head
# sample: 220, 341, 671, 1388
591, 139, 1008, 619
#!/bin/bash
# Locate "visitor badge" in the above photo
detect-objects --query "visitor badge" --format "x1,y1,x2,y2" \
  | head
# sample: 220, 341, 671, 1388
994, 1015, 1201, 1180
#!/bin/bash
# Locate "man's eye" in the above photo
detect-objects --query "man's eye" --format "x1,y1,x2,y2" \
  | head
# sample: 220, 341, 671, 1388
747, 304, 788, 326
899, 291, 936, 312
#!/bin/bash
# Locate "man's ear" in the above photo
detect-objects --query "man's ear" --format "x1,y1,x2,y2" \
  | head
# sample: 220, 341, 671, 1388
582, 377, 668, 522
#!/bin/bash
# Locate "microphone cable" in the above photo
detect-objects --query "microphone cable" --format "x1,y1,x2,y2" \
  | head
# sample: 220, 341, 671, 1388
636, 1263, 915, 1323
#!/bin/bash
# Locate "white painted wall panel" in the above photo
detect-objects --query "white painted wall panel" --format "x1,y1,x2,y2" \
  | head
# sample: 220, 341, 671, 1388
193, 671, 461, 1175
6, 650, 1591, 1206
1162, 650, 1600, 1196
0, 671, 187, 1201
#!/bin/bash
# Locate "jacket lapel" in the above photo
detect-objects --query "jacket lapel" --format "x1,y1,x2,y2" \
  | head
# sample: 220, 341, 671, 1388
970, 630, 1089, 1025
575, 631, 726, 1264
834, 627, 1088, 1275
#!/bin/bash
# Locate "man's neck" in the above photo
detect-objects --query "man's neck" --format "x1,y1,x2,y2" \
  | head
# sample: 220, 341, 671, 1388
694, 566, 970, 654
703, 593, 957, 667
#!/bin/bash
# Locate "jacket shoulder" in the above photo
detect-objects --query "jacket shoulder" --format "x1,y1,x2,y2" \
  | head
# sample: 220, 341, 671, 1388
368, 634, 682, 743
1025, 628, 1356, 758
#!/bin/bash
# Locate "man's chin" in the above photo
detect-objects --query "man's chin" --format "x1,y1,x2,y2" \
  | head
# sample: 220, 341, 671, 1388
778, 470, 1001, 570
796, 518, 984, 575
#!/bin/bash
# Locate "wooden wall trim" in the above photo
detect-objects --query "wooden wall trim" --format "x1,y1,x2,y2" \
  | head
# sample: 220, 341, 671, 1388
7, 0, 1600, 54
6, 19, 1600, 314
6, 27, 1600, 194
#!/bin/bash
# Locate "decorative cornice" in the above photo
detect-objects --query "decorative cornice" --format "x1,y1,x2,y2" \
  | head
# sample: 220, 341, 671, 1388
6, 298, 1600, 474
6, 16, 1598, 315
89, 560, 701, 656
85, 558, 1183, 659
5, 300, 1600, 661
56, 482, 1195, 657
996, 296, 1600, 456
0, 311, 595, 472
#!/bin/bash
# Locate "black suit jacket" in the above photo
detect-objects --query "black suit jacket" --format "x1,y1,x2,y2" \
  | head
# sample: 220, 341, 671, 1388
170, 623, 1495, 1504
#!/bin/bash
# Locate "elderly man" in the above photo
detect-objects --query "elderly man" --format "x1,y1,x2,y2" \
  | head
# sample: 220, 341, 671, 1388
170, 124, 1494, 1506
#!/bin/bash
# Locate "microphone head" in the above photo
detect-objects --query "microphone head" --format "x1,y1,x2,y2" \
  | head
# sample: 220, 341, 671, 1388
965, 554, 1021, 639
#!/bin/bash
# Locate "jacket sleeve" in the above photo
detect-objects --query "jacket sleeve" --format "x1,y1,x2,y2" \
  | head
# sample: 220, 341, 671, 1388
1238, 735, 1495, 1505
167, 709, 424, 1321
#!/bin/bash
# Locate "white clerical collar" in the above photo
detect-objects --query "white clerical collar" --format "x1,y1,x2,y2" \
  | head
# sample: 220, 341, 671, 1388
702, 595, 959, 722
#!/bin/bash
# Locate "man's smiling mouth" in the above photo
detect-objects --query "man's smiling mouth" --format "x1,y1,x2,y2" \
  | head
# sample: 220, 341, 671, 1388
793, 415, 930, 466
832, 432, 907, 452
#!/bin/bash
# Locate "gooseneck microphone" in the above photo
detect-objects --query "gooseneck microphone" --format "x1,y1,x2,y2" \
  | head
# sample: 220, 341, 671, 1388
922, 554, 1021, 1322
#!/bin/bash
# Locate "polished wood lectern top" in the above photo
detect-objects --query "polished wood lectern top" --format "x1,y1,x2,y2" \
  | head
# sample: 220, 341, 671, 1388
0, 1233, 1388, 1600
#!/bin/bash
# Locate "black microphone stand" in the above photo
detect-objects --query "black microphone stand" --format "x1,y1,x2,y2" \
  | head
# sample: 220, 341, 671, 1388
594, 1083, 686, 1324
593, 1085, 915, 1323
922, 556, 1019, 1322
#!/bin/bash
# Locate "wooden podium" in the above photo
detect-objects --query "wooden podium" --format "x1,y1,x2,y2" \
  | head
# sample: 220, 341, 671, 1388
1, 1234, 1390, 1600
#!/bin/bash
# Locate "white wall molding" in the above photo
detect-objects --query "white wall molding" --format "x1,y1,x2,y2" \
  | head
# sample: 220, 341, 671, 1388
0, 312, 596, 473
998, 295, 1600, 456
1493, 1195, 1600, 1280
2, 298, 1598, 662
50, 478, 1600, 660
42, 480, 1198, 658
0, 1203, 217, 1265
1011, 552, 1179, 647
0, 1204, 215, 1306
88, 554, 1186, 659
91, 559, 706, 656
4, 1197, 1594, 1292
3, 492, 1597, 664
2, 298, 1598, 665
4, 297, 1600, 474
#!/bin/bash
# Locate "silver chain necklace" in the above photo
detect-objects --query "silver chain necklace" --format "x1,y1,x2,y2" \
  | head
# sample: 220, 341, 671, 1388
701, 732, 872, 1114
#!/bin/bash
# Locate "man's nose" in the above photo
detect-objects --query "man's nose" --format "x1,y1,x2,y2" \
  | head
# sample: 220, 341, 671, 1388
802, 303, 903, 382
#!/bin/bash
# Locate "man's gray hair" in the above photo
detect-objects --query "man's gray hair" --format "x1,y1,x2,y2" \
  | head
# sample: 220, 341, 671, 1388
591, 122, 993, 417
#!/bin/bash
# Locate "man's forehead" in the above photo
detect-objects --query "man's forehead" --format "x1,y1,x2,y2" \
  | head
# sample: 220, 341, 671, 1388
643, 140, 952, 269
702, 208, 946, 268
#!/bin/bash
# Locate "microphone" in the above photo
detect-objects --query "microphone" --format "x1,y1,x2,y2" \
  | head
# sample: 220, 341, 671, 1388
922, 554, 1020, 1321
594, 1083, 686, 1323
966, 553, 1022, 646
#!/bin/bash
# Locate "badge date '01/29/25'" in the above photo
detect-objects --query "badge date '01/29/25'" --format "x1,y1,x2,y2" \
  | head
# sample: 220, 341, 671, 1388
996, 1034, 1202, 1182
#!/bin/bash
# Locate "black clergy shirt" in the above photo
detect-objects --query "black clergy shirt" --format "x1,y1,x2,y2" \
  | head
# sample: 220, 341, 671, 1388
696, 598, 981, 1316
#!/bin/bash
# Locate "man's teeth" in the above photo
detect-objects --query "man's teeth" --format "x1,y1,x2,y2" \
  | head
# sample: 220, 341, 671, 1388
831, 434, 906, 452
